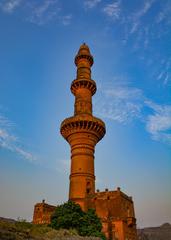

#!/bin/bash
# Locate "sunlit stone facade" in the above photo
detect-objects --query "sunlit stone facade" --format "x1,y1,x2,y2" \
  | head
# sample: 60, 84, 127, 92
33, 44, 138, 240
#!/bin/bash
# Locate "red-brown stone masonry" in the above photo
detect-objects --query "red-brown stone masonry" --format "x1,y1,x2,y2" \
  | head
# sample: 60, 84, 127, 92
32, 44, 138, 240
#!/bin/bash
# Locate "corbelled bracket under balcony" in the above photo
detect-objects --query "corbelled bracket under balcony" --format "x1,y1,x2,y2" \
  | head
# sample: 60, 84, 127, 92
71, 79, 97, 96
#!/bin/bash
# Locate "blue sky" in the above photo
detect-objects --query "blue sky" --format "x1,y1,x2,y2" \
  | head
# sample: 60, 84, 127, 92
0, 0, 171, 228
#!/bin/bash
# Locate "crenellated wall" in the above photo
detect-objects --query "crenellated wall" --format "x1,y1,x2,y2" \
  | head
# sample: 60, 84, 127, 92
88, 188, 137, 240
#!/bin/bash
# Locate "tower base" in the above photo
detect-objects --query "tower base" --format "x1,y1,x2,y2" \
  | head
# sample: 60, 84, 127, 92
88, 188, 137, 240
32, 188, 137, 240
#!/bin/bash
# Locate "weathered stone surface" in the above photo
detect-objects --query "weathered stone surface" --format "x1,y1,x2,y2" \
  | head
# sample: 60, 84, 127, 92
33, 200, 56, 224
60, 44, 106, 213
33, 44, 138, 240
60, 44, 138, 240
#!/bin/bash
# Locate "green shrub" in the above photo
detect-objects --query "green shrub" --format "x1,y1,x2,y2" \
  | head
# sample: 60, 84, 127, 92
50, 201, 106, 240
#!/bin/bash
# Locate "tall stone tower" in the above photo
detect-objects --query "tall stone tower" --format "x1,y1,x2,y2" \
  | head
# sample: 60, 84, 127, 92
33, 43, 138, 240
60, 43, 106, 211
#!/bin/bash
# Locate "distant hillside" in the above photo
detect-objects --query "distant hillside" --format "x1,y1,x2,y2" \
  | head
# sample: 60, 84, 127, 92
138, 223, 171, 240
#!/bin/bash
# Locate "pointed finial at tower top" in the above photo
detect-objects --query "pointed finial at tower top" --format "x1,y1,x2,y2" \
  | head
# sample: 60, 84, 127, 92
79, 42, 90, 51
75, 43, 94, 66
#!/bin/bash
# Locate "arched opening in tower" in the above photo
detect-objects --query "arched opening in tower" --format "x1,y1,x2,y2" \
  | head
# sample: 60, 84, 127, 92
86, 181, 91, 194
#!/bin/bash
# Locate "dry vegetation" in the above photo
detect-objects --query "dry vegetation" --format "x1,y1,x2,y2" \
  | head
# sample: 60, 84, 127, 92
0, 219, 100, 240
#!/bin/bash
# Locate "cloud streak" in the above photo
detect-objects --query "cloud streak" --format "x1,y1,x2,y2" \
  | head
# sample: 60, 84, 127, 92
84, 0, 101, 9
103, 0, 121, 20
0, 0, 72, 26
145, 101, 171, 144
135, 0, 154, 19
60, 14, 72, 26
28, 0, 60, 25
130, 0, 155, 34
0, 114, 36, 162
156, 1, 171, 25
0, 0, 22, 13
94, 80, 143, 123
156, 58, 171, 86
28, 1, 72, 26
94, 80, 171, 145
118, 1, 171, 87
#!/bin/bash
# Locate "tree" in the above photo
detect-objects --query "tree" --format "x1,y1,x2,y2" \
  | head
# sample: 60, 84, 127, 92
50, 201, 106, 239
79, 208, 105, 239
50, 201, 84, 230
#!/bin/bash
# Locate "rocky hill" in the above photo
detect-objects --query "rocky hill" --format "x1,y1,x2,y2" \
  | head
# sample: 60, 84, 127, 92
138, 223, 171, 240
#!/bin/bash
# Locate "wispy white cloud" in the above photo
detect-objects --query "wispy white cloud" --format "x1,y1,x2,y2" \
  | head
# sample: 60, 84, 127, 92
94, 79, 143, 123
28, 0, 60, 25
60, 14, 72, 26
0, 115, 15, 128
130, 0, 155, 34
0, 0, 72, 26
132, 25, 150, 50
15, 147, 36, 161
0, 113, 36, 162
156, 1, 171, 25
103, 0, 121, 20
157, 71, 165, 81
0, 0, 22, 13
156, 58, 171, 86
121, 1, 171, 88
135, 0, 154, 19
156, 9, 166, 24
130, 21, 139, 34
27, 1, 72, 26
94, 79, 171, 145
145, 101, 171, 144
28, 1, 73, 26
117, 0, 171, 61
84, 0, 101, 9
33, 0, 57, 17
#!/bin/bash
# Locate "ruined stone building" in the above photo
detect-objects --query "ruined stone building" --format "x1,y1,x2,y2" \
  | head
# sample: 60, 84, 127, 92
33, 44, 138, 240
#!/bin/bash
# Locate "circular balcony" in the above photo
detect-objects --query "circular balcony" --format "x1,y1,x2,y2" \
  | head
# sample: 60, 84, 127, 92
74, 43, 94, 67
60, 114, 106, 142
75, 54, 94, 66
71, 78, 97, 96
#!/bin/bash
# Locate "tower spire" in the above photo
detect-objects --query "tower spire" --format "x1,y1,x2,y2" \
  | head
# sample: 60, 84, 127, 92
60, 44, 106, 211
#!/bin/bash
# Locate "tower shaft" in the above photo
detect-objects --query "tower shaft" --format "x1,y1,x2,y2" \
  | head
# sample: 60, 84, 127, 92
60, 44, 105, 211
34, 44, 138, 240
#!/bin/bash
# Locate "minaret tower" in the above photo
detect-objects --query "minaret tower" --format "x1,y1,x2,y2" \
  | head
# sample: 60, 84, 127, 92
60, 44, 106, 211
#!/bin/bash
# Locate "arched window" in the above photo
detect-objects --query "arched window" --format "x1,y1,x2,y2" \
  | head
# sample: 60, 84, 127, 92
86, 181, 91, 194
